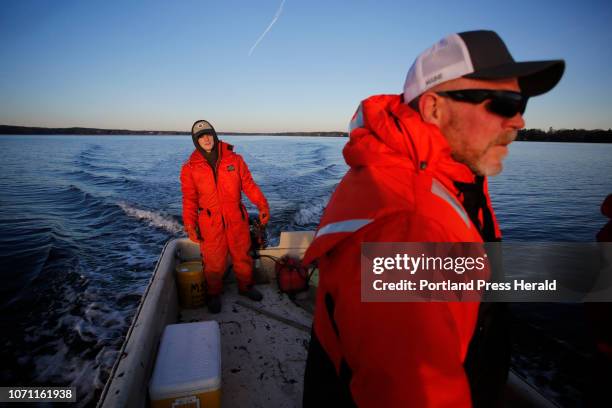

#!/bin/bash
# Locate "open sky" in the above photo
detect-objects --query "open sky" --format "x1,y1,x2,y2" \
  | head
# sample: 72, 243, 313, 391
1, 0, 611, 132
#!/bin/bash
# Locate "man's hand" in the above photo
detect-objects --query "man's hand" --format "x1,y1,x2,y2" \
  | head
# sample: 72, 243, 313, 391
259, 211, 270, 226
185, 226, 200, 243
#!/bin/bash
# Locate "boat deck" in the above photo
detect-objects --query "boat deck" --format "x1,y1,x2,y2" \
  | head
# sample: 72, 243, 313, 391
179, 282, 313, 408
98, 236, 555, 408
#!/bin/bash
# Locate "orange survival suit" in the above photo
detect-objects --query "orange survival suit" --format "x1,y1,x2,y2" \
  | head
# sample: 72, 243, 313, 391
180, 139, 269, 295
302, 95, 509, 407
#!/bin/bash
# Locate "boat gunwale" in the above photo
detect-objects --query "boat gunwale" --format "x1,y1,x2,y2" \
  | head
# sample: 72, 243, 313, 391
97, 238, 180, 407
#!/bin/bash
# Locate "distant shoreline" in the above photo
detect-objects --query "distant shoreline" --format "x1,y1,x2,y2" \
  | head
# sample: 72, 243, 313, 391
0, 125, 347, 138
1, 125, 611, 143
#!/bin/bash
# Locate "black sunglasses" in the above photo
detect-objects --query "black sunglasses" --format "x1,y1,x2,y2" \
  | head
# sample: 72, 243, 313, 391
435, 89, 528, 118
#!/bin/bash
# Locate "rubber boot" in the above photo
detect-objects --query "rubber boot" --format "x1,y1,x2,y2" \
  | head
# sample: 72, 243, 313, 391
239, 286, 263, 302
207, 294, 222, 314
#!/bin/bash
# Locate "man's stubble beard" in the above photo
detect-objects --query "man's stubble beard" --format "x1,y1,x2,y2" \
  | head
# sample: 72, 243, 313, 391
446, 115, 517, 177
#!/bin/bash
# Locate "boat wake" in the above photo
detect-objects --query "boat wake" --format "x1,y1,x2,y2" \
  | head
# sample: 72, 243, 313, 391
117, 202, 183, 235
292, 194, 330, 226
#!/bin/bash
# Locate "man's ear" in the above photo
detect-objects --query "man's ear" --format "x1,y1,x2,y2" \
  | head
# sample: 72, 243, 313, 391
419, 92, 443, 126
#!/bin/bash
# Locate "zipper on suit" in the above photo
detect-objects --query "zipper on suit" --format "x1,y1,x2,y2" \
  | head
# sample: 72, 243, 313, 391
214, 147, 226, 229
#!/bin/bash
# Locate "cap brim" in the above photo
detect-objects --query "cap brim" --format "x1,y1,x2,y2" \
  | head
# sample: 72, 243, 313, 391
193, 129, 215, 138
464, 59, 565, 96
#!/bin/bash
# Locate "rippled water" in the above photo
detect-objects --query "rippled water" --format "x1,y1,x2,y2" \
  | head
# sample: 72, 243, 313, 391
0, 136, 610, 406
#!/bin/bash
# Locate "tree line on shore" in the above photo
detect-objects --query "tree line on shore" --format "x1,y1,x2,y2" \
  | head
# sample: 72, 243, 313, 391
0, 125, 347, 137
1, 125, 612, 143
516, 128, 612, 143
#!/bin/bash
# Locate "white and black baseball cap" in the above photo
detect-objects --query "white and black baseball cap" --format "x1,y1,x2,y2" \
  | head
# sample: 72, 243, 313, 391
191, 119, 217, 139
403, 30, 565, 103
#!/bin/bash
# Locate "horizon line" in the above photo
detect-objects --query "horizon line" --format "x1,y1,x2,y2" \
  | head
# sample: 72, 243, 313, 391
2, 124, 611, 134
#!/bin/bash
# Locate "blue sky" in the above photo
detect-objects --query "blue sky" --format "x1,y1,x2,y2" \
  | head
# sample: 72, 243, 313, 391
1, 0, 611, 132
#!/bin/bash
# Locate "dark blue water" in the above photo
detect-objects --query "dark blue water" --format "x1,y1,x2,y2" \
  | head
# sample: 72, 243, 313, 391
0, 136, 610, 407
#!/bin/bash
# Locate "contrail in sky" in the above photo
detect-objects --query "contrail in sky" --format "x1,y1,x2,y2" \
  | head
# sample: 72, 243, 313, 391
248, 0, 285, 56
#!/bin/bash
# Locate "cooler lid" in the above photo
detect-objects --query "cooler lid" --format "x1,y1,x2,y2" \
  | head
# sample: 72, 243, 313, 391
149, 321, 221, 400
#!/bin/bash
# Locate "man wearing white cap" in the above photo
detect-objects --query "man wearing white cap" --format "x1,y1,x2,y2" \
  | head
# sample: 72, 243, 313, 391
302, 30, 564, 407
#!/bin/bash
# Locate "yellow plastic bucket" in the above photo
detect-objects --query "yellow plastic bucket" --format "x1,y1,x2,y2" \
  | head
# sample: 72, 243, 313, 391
175, 261, 205, 308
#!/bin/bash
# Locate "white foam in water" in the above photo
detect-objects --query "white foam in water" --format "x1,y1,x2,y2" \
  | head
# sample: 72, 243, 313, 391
118, 202, 182, 234
32, 338, 98, 407
293, 195, 330, 226
22, 283, 133, 407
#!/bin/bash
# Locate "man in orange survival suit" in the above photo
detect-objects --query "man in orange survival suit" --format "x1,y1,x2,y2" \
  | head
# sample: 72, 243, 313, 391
302, 31, 564, 407
181, 119, 270, 313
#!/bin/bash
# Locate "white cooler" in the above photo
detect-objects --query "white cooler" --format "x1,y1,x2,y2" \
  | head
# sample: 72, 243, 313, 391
149, 321, 221, 408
